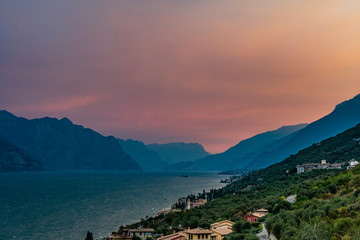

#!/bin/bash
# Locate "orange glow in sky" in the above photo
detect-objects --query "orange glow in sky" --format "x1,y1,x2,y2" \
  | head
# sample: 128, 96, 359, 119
1, 1, 360, 153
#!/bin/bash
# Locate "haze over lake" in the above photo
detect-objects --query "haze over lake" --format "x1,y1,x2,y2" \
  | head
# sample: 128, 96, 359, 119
0, 171, 224, 240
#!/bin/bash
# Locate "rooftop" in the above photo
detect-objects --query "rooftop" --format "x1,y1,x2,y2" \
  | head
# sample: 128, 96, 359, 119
184, 228, 213, 235
255, 208, 268, 212
157, 232, 186, 240
211, 228, 232, 236
210, 220, 234, 227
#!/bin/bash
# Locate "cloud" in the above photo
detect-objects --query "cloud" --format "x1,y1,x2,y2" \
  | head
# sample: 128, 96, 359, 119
12, 95, 100, 113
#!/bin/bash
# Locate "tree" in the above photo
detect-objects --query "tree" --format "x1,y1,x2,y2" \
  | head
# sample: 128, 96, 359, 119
132, 236, 142, 240
294, 218, 332, 240
85, 231, 93, 240
244, 234, 259, 240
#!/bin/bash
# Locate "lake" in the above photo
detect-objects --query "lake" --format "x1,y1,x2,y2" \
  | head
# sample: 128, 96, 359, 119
0, 171, 224, 240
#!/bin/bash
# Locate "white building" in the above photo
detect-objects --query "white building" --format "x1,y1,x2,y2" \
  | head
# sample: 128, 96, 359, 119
347, 159, 359, 169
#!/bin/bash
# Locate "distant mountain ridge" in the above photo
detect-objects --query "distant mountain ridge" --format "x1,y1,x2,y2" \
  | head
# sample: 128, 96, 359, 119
245, 93, 360, 169
253, 122, 360, 180
117, 139, 168, 171
193, 124, 308, 170
0, 110, 141, 171
147, 142, 210, 164
0, 135, 42, 172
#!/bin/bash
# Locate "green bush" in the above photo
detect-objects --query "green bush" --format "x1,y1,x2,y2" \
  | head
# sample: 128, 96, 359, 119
354, 188, 360, 197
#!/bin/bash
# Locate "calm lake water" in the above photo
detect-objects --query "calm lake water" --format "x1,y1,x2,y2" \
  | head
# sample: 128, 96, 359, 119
0, 171, 224, 240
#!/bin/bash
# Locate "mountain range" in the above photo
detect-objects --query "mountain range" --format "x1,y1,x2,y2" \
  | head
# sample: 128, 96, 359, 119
1, 93, 360, 172
147, 142, 210, 165
245, 93, 360, 169
0, 110, 141, 171
0, 135, 42, 172
193, 124, 307, 170
117, 139, 168, 171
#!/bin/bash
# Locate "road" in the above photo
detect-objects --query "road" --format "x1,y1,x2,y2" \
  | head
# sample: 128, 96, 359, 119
256, 223, 277, 240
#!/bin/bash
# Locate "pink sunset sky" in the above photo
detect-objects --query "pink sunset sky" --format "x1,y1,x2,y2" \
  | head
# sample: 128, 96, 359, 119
1, 1, 360, 153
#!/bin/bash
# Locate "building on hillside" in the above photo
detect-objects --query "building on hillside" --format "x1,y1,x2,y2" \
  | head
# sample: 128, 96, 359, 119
110, 228, 155, 240
187, 199, 206, 210
109, 233, 132, 240
210, 220, 234, 230
254, 209, 268, 217
211, 228, 232, 240
184, 227, 214, 240
296, 160, 345, 174
210, 220, 234, 240
347, 159, 359, 169
157, 231, 186, 240
244, 212, 261, 223
129, 228, 155, 240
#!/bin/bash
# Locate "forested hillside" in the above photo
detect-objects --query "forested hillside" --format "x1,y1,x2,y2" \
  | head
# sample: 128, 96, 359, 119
116, 123, 360, 240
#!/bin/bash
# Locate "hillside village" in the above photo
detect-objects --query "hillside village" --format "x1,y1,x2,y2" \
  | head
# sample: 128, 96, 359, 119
109, 220, 248, 240
105, 158, 359, 240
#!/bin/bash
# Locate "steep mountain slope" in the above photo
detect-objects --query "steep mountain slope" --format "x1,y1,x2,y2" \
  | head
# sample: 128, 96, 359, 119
0, 110, 141, 171
0, 135, 42, 172
250, 122, 360, 181
193, 124, 307, 170
147, 142, 210, 164
117, 139, 168, 170
245, 94, 360, 169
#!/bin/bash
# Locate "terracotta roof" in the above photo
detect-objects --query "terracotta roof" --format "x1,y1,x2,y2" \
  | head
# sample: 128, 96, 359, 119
158, 232, 186, 240
255, 208, 268, 212
210, 220, 234, 227
184, 228, 213, 234
211, 228, 232, 236
253, 213, 262, 218
244, 212, 260, 218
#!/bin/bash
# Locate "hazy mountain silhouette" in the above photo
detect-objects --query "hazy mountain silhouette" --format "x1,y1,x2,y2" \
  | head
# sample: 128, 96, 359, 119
245, 94, 360, 169
117, 138, 168, 170
0, 134, 42, 172
193, 124, 307, 170
147, 142, 210, 164
164, 161, 195, 171
0, 110, 141, 171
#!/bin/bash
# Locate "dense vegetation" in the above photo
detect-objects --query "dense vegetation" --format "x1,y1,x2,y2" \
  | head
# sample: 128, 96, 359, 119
118, 124, 360, 240
265, 166, 360, 239
122, 170, 339, 240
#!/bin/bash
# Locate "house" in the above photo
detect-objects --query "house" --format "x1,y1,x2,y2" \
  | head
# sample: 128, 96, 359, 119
184, 227, 214, 240
210, 220, 234, 230
187, 199, 206, 210
109, 233, 132, 240
157, 231, 186, 240
254, 209, 268, 217
128, 228, 155, 240
210, 220, 234, 240
111, 228, 155, 240
296, 160, 345, 174
347, 159, 359, 169
211, 228, 233, 240
244, 212, 261, 223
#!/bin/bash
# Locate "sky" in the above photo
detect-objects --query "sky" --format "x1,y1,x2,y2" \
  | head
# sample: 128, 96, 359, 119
1, 1, 360, 153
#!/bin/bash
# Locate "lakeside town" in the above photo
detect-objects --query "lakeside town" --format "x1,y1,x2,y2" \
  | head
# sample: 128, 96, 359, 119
91, 158, 360, 240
